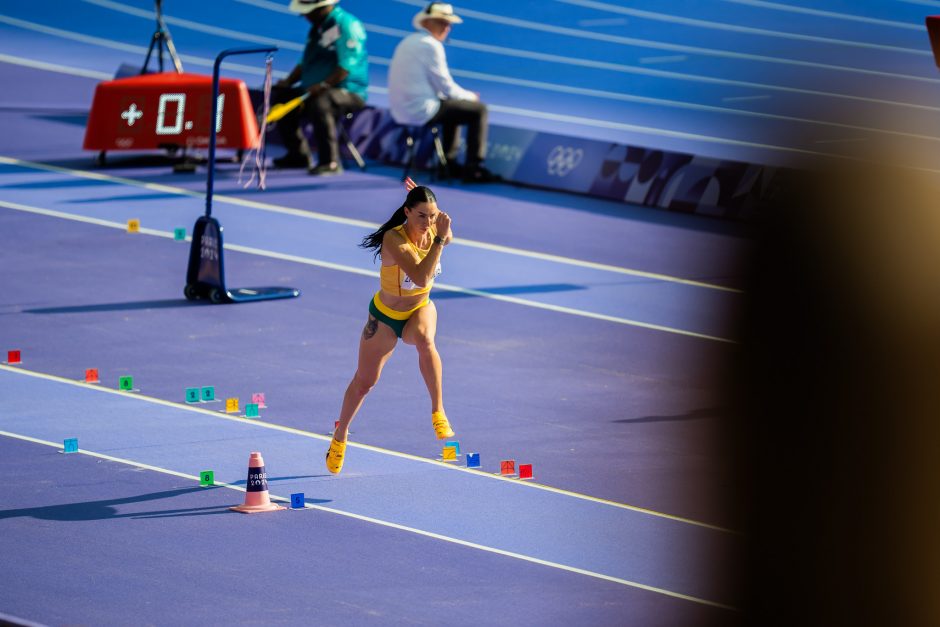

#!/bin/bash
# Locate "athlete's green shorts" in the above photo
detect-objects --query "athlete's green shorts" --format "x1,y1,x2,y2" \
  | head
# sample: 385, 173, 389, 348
368, 291, 429, 338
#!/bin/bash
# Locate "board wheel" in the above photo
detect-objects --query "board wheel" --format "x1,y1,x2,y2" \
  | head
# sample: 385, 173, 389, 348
209, 287, 226, 304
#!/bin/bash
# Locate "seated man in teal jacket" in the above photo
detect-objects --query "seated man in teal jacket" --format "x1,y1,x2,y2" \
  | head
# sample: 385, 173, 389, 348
273, 0, 368, 176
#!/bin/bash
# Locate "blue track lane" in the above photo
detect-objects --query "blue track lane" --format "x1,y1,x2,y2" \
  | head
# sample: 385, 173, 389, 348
0, 158, 741, 342
0, 366, 740, 610
2, 0, 939, 167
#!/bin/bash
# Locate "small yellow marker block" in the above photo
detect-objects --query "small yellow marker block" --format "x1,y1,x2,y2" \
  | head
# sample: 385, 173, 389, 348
127, 219, 140, 233
225, 398, 239, 413
442, 446, 457, 462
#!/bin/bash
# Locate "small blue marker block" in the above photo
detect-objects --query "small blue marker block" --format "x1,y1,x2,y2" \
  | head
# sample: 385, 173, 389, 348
63, 438, 78, 454
466, 452, 480, 468
444, 440, 460, 455
290, 493, 305, 509
201, 386, 215, 402
185, 387, 200, 403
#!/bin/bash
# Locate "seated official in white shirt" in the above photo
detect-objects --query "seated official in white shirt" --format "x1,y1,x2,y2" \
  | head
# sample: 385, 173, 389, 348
388, 3, 499, 183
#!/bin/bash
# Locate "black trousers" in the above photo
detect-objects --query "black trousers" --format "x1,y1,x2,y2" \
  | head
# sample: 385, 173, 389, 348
426, 98, 489, 166
273, 86, 365, 165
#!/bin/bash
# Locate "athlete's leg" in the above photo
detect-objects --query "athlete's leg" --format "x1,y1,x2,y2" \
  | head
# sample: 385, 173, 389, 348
335, 314, 398, 443
402, 301, 442, 414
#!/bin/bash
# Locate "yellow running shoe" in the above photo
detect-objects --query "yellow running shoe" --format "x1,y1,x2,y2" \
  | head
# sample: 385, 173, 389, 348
325, 437, 346, 474
432, 411, 454, 439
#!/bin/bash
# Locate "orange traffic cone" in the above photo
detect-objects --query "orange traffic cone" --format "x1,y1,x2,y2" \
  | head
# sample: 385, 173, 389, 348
230, 451, 285, 514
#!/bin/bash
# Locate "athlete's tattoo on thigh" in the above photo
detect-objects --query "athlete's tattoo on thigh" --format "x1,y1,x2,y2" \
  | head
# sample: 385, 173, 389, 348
363, 316, 378, 339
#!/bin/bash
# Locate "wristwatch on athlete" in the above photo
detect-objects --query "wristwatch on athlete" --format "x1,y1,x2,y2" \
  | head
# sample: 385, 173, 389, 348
433, 235, 445, 246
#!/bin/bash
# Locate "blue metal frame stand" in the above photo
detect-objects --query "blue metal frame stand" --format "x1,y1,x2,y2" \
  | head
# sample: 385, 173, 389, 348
184, 47, 301, 304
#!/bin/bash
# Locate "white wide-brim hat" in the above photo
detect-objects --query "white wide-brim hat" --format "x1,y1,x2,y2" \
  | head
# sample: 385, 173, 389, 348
289, 0, 338, 14
413, 2, 464, 31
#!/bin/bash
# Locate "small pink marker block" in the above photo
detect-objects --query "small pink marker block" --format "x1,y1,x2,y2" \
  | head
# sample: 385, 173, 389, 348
7, 350, 21, 364
500, 460, 515, 476
251, 392, 267, 408
519, 464, 533, 480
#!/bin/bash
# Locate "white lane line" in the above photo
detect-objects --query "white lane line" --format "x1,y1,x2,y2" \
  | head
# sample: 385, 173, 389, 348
399, 35, 940, 111
0, 364, 739, 534
813, 137, 869, 144
9, 8, 940, 148
722, 95, 771, 102
555, 0, 928, 54
639, 55, 688, 64
0, 51, 110, 79
82, 0, 303, 51
0, 425, 736, 609
442, 64, 940, 143
84, 0, 940, 132
0, 155, 738, 293
235, 0, 940, 83
0, 50, 899, 164
481, 102, 872, 160
231, 0, 302, 14
0, 197, 737, 344
721, 0, 924, 30
79, 0, 940, 119
577, 17, 628, 27
386, 0, 936, 81
239, 0, 940, 91
0, 14, 277, 77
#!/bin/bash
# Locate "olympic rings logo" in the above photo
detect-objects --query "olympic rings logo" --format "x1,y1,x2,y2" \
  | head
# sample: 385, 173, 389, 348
546, 146, 584, 177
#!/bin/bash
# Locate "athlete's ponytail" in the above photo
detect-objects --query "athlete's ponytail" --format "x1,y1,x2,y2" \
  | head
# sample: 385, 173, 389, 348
360, 185, 437, 260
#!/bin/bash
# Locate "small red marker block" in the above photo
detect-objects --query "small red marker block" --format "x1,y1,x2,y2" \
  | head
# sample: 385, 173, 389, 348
519, 464, 533, 480
500, 460, 516, 476
7, 350, 21, 364
85, 368, 99, 384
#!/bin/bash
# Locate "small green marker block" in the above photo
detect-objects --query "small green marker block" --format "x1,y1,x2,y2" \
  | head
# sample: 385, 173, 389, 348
173, 227, 186, 241
245, 403, 259, 418
119, 376, 133, 391
185, 388, 200, 403
63, 438, 78, 454
201, 386, 215, 402
199, 470, 214, 487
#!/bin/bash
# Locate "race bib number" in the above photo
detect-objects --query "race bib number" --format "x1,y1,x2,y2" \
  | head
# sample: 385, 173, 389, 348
402, 262, 441, 290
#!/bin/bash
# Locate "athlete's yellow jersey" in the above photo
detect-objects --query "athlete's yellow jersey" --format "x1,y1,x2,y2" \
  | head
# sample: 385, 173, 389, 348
380, 225, 442, 296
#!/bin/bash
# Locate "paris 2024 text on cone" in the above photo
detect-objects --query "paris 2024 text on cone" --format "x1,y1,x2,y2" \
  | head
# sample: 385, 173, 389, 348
230, 451, 285, 514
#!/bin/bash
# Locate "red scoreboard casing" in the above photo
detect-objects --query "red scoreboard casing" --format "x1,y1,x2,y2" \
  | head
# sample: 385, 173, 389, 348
83, 72, 259, 152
